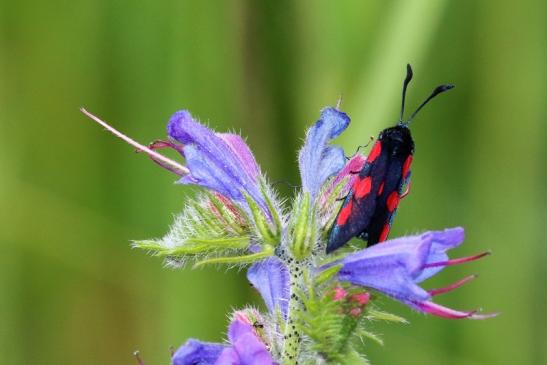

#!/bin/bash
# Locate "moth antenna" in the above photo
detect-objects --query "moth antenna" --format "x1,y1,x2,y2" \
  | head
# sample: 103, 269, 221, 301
399, 64, 413, 123
406, 83, 454, 124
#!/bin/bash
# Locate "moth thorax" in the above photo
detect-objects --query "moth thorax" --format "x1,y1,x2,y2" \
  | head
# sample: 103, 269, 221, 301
379, 125, 415, 156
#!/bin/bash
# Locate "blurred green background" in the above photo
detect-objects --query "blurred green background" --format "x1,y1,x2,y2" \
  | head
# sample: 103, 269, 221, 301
1, 0, 546, 364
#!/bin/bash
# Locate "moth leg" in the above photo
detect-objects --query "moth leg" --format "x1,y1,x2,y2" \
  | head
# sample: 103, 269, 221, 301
345, 136, 375, 160
400, 181, 411, 199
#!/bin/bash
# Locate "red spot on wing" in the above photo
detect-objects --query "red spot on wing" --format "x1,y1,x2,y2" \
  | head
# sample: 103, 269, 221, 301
354, 176, 372, 199
337, 200, 353, 226
367, 142, 382, 163
378, 182, 384, 196
379, 224, 390, 242
386, 191, 400, 212
402, 155, 413, 178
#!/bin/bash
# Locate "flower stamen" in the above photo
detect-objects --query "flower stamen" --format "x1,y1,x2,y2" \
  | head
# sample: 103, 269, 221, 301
424, 251, 490, 269
428, 274, 477, 296
80, 107, 189, 176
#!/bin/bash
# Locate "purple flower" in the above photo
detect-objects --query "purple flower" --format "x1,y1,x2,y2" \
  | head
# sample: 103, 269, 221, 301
247, 257, 290, 317
299, 107, 350, 198
80, 108, 276, 222
335, 227, 495, 319
167, 110, 269, 216
172, 316, 276, 365
215, 318, 277, 365
172, 339, 226, 365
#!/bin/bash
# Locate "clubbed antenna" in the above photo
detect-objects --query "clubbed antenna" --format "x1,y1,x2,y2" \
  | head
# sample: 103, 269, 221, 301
400, 64, 414, 123
406, 83, 455, 123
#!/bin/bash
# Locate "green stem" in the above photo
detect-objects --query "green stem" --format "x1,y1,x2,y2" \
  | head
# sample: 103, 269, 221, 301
281, 257, 309, 365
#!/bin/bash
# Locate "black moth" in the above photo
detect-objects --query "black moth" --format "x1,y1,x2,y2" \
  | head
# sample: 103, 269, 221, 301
327, 64, 454, 253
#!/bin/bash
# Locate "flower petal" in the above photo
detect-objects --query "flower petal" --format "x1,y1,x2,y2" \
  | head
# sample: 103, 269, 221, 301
217, 133, 260, 180
172, 339, 226, 365
299, 107, 350, 198
336, 227, 491, 318
215, 319, 276, 365
321, 154, 366, 205
167, 110, 267, 215
214, 348, 240, 365
247, 257, 290, 318
339, 254, 431, 303
415, 227, 465, 282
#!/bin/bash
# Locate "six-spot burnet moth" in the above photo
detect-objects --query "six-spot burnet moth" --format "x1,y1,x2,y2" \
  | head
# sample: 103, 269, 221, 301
327, 64, 454, 253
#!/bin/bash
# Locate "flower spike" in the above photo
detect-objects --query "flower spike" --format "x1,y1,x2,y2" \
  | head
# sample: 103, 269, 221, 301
86, 95, 496, 363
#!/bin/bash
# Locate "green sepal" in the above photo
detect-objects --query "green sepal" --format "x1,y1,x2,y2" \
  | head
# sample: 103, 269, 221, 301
315, 264, 342, 286
159, 237, 250, 256
366, 308, 408, 324
206, 191, 248, 235
133, 236, 250, 257
243, 192, 278, 246
354, 327, 384, 346
289, 193, 312, 260
259, 179, 282, 236
132, 239, 163, 251
192, 244, 274, 268
191, 200, 224, 235
339, 350, 370, 365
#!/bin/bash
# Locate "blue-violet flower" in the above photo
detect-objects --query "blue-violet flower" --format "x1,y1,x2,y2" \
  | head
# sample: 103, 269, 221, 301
82, 102, 495, 365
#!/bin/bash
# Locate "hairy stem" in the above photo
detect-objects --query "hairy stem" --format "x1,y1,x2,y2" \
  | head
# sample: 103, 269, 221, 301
281, 257, 309, 365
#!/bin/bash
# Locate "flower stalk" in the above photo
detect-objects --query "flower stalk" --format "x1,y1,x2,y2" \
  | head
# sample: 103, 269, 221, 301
83, 98, 496, 365
281, 257, 310, 364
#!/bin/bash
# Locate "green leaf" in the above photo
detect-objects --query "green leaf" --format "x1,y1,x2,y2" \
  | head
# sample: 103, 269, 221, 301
243, 192, 278, 246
